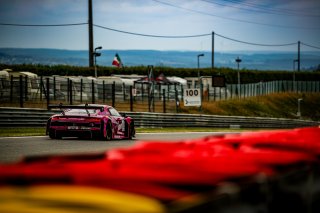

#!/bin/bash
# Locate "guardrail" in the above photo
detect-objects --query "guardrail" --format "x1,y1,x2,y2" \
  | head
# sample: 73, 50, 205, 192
0, 107, 318, 129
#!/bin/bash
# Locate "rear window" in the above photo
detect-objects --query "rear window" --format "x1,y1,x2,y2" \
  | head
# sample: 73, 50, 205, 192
64, 109, 100, 115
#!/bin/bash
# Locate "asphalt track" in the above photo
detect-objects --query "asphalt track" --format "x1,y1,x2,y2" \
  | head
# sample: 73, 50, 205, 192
0, 132, 227, 164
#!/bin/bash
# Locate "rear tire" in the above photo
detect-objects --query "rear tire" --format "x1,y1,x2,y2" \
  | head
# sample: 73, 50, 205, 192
129, 122, 135, 140
102, 122, 112, 141
49, 130, 61, 139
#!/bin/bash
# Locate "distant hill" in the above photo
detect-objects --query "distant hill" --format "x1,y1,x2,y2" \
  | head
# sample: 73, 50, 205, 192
0, 48, 319, 71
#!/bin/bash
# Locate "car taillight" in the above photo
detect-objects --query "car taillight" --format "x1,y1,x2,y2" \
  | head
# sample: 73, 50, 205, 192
87, 118, 101, 123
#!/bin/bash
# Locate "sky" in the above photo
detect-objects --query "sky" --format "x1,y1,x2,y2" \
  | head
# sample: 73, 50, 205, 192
0, 0, 319, 52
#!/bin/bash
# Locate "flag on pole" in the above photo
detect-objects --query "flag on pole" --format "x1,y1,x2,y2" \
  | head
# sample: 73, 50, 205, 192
112, 53, 123, 67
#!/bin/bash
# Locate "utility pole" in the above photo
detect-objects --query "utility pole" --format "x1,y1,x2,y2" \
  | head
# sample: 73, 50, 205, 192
297, 41, 300, 72
212, 31, 215, 70
235, 57, 242, 98
88, 0, 94, 67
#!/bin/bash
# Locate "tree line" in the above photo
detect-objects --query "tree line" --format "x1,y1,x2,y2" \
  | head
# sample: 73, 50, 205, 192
1, 63, 320, 84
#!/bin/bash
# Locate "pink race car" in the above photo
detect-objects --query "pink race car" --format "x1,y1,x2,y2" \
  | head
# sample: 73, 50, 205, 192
46, 104, 135, 140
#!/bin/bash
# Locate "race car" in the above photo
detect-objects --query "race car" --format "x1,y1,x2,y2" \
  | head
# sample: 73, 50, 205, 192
46, 104, 135, 140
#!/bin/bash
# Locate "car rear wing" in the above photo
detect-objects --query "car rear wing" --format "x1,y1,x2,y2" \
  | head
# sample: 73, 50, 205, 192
48, 103, 104, 116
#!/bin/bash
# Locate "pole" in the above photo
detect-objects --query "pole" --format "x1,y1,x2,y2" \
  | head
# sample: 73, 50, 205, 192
238, 65, 240, 98
235, 57, 242, 98
162, 89, 166, 113
46, 78, 50, 110
91, 79, 95, 104
94, 54, 97, 77
19, 75, 23, 108
88, 0, 94, 67
197, 54, 204, 88
297, 41, 301, 72
130, 86, 133, 112
212, 31, 214, 70
198, 57, 200, 88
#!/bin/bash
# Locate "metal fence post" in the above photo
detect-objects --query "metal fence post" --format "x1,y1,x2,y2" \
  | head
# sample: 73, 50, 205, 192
46, 78, 50, 110
91, 79, 95, 104
69, 79, 73, 105
103, 80, 105, 103
123, 83, 126, 101
148, 83, 151, 112
10, 75, 13, 103
158, 84, 161, 100
53, 76, 56, 101
24, 76, 28, 101
40, 76, 43, 101
19, 75, 23, 108
130, 86, 133, 112
207, 85, 210, 101
112, 81, 115, 107
175, 84, 179, 113
67, 78, 70, 103
80, 78, 83, 103
162, 89, 166, 113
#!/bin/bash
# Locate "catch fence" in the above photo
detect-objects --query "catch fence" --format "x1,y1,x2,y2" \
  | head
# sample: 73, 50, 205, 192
1, 75, 319, 112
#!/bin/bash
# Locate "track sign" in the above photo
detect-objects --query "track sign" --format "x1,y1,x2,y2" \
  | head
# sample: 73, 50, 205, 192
184, 89, 201, 106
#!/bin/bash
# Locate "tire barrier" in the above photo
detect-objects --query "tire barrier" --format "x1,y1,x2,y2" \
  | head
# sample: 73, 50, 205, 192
0, 107, 319, 129
1, 127, 320, 212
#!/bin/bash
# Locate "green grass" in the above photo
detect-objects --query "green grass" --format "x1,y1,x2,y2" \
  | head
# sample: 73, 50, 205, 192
0, 127, 46, 137
183, 92, 320, 120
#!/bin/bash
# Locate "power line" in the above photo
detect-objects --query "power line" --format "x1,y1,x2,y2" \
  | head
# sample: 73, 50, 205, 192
204, 0, 320, 17
94, 24, 298, 47
215, 33, 297, 47
152, 0, 320, 30
94, 24, 211, 38
0, 22, 87, 27
301, 42, 320, 50
0, 21, 318, 49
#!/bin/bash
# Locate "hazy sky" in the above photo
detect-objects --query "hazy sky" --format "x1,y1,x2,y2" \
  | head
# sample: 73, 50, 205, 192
0, 0, 319, 52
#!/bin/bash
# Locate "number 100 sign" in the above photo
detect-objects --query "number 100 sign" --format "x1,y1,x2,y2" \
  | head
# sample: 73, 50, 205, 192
184, 89, 201, 106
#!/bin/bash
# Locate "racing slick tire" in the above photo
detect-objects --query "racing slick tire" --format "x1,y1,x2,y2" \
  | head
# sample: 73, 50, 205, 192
49, 130, 61, 139
128, 121, 135, 140
102, 122, 112, 141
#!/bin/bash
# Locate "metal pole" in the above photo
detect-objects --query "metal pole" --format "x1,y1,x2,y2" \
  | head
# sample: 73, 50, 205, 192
94, 55, 97, 77
162, 89, 166, 113
19, 75, 23, 108
53, 76, 56, 100
10, 75, 13, 103
130, 86, 133, 112
69, 80, 73, 105
103, 80, 105, 102
212, 31, 214, 70
91, 79, 95, 104
46, 78, 50, 110
236, 57, 242, 98
298, 41, 301, 72
88, 0, 94, 67
24, 76, 28, 101
197, 54, 204, 88
112, 81, 115, 107
197, 57, 200, 87
293, 60, 296, 92
80, 78, 83, 103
